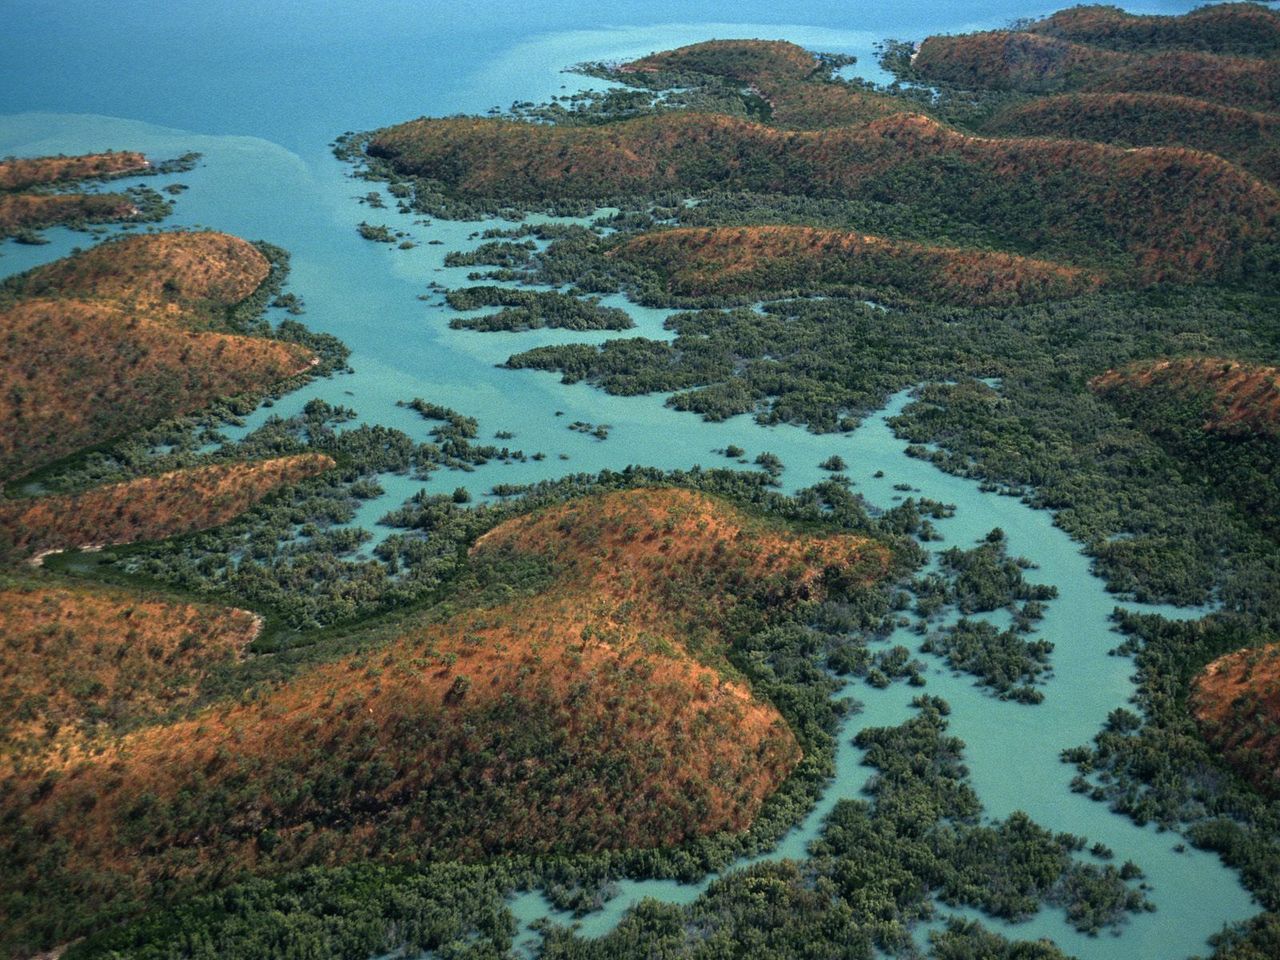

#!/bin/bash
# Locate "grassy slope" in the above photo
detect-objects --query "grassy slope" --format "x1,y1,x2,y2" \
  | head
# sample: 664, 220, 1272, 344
0, 455, 335, 561
1193, 641, 1280, 795
0, 580, 260, 768
0, 488, 888, 951
1090, 358, 1280, 543
0, 232, 317, 484
1092, 357, 1280, 437
983, 92, 1280, 185
0, 297, 313, 483
611, 225, 1103, 306
625, 39, 914, 129
1026, 3, 1280, 57
912, 30, 1279, 112
2, 230, 272, 320
0, 152, 151, 237
0, 193, 140, 236
625, 39, 822, 85
0, 152, 149, 191
369, 111, 1277, 284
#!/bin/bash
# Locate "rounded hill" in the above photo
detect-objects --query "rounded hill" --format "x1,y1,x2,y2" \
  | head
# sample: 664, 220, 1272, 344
1, 488, 889, 948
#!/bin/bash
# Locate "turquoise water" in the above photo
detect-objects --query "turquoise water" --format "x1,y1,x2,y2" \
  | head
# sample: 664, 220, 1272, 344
512, 390, 1250, 960
0, 1, 1252, 956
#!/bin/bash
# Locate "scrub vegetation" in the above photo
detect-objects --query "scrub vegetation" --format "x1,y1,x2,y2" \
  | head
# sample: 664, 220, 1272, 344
1193, 640, 1280, 795
65, 698, 1151, 960
0, 151, 174, 241
445, 285, 633, 331
0, 580, 261, 764
609, 225, 1103, 307
0, 232, 327, 484
0, 454, 334, 562
332, 10, 1280, 958
0, 486, 898, 953
5, 4, 1280, 958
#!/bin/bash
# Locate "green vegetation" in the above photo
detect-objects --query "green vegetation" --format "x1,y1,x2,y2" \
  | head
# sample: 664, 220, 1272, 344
360, 111, 1275, 284
908, 534, 1056, 702
982, 93, 1280, 186
333, 18, 1280, 955
0, 235, 344, 485
1091, 358, 1280, 539
1025, 4, 1280, 57
936, 534, 1058, 615
907, 29, 1280, 112
60, 699, 1147, 960
0, 150, 186, 240
609, 225, 1103, 308
500, 287, 1278, 611
446, 285, 633, 331
538, 698, 1147, 958
924, 619, 1054, 704
357, 221, 397, 242
65, 863, 518, 960
1062, 612, 1280, 938
6, 6, 1280, 957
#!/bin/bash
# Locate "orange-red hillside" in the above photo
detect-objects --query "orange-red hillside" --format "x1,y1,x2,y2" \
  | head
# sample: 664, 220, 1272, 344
0, 231, 317, 483
1091, 358, 1280, 437
1026, 3, 1280, 58
0, 298, 313, 483
0, 454, 334, 561
368, 111, 1278, 283
4, 230, 272, 320
612, 225, 1103, 306
0, 151, 152, 237
912, 30, 1280, 111
626, 39, 821, 86
0, 582, 260, 767
764, 82, 912, 129
0, 151, 149, 191
0, 191, 140, 236
4, 488, 889, 937
624, 39, 911, 129
1193, 641, 1280, 796
983, 92, 1280, 185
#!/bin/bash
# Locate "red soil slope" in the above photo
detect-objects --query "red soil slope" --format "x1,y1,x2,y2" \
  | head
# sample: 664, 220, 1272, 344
4, 230, 272, 319
4, 488, 889, 935
1027, 3, 1280, 58
0, 151, 151, 236
983, 92, 1280, 185
0, 298, 313, 483
1193, 641, 1280, 796
0, 582, 260, 764
912, 30, 1279, 111
1091, 358, 1280, 437
0, 231, 316, 483
0, 454, 334, 561
625, 39, 912, 129
369, 111, 1278, 283
612, 225, 1103, 306
0, 152, 149, 191
0, 192, 140, 235
626, 39, 822, 85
